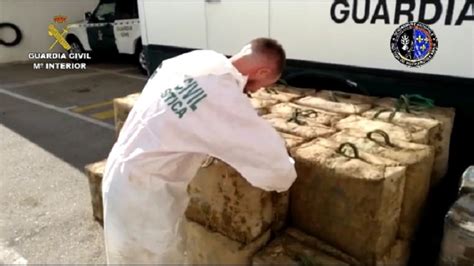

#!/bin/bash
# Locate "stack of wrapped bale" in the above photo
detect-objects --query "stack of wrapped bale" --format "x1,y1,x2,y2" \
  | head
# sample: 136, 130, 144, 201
253, 227, 361, 265
113, 93, 140, 137
185, 85, 315, 264
184, 134, 302, 264
327, 129, 435, 240
85, 85, 455, 265
261, 101, 346, 141
368, 95, 455, 185
290, 138, 407, 265
335, 115, 432, 144
85, 160, 107, 224
250, 84, 310, 103
295, 90, 377, 115
91, 85, 312, 264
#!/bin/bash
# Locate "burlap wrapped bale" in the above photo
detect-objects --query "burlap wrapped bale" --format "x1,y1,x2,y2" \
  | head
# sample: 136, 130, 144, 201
295, 90, 377, 114
250, 84, 309, 102
270, 102, 346, 127
185, 219, 270, 265
262, 113, 336, 140
113, 93, 279, 134
336, 115, 431, 144
376, 240, 410, 266
85, 160, 107, 224
186, 157, 290, 244
374, 97, 455, 184
249, 97, 278, 116
285, 228, 362, 265
278, 132, 305, 149
185, 131, 304, 241
252, 228, 356, 266
290, 138, 406, 264
328, 129, 435, 239
113, 93, 140, 137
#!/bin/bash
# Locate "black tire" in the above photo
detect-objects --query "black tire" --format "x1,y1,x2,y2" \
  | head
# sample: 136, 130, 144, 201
136, 42, 148, 75
66, 36, 85, 61
0, 23, 22, 47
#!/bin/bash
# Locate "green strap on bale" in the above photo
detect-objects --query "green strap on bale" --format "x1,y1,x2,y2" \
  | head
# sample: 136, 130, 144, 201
396, 94, 435, 113
372, 108, 398, 122
265, 87, 279, 95
287, 108, 307, 125
367, 130, 395, 147
337, 142, 360, 159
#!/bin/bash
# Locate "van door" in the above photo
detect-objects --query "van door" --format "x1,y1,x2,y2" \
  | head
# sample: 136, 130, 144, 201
86, 0, 118, 53
113, 0, 140, 55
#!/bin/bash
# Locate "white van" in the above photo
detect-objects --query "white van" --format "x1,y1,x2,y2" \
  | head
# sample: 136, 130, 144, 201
66, 0, 145, 72
137, 1, 474, 265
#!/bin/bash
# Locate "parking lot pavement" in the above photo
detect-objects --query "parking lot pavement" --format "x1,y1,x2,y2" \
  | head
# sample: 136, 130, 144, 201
0, 60, 147, 263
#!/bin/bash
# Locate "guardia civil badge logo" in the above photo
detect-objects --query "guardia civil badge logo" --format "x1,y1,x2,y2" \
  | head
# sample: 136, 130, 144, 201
390, 22, 438, 67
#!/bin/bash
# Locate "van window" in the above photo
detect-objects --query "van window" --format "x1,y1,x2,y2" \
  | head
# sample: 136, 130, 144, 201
115, 0, 139, 20
91, 2, 116, 22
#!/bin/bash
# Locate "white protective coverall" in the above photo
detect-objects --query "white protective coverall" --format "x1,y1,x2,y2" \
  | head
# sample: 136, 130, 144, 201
102, 50, 297, 264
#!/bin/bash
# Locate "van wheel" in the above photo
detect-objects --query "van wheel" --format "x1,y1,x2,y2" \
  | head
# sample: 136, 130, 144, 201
136, 44, 148, 75
67, 38, 85, 61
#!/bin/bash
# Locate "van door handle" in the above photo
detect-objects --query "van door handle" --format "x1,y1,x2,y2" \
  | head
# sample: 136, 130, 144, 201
205, 0, 221, 3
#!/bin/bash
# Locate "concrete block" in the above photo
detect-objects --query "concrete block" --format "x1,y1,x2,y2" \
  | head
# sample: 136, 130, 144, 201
84, 160, 107, 224
290, 138, 406, 263
185, 219, 270, 265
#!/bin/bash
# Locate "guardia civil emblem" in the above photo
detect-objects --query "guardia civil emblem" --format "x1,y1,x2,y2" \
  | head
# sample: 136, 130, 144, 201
390, 22, 438, 67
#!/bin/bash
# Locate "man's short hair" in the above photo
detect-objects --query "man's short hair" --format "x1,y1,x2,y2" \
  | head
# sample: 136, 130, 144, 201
250, 38, 286, 74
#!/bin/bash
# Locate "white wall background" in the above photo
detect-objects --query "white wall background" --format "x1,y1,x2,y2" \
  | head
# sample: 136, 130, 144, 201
0, 0, 99, 64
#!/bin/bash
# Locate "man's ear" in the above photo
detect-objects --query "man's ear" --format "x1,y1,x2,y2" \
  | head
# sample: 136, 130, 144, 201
257, 68, 272, 78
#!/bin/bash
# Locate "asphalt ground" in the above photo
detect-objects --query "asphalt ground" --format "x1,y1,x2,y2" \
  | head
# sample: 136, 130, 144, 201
0, 58, 147, 264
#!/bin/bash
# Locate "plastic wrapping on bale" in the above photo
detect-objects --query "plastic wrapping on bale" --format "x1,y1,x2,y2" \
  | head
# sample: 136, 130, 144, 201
252, 228, 354, 266
336, 115, 431, 144
290, 138, 406, 264
185, 219, 270, 265
262, 113, 336, 140
270, 102, 346, 127
248, 97, 278, 116
250, 84, 309, 102
375, 96, 455, 183
459, 166, 474, 197
113, 93, 140, 137
84, 160, 107, 224
328, 129, 435, 240
439, 193, 474, 266
295, 90, 377, 114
